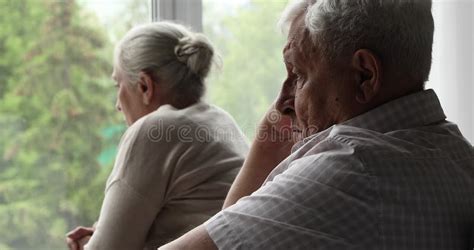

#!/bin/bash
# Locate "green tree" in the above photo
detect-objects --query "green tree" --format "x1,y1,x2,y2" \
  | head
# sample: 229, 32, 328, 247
0, 0, 287, 248
0, 0, 119, 248
204, 0, 288, 139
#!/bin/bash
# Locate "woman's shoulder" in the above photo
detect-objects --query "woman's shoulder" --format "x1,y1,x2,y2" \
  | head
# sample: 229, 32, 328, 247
140, 102, 236, 129
119, 102, 248, 155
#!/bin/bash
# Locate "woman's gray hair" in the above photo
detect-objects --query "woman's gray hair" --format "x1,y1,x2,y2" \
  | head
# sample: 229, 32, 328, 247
280, 0, 434, 82
114, 21, 215, 104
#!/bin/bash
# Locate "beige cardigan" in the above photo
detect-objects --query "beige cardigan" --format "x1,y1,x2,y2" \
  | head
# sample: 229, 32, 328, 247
85, 102, 249, 249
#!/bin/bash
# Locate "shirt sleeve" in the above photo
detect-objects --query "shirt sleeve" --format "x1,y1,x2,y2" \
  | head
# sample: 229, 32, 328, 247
205, 138, 378, 250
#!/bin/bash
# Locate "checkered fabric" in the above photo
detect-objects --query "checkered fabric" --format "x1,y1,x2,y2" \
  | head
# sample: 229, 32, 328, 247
205, 89, 474, 250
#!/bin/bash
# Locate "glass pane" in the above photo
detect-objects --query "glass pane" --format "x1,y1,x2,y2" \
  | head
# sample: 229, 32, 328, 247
427, 0, 474, 143
203, 0, 288, 139
0, 0, 149, 248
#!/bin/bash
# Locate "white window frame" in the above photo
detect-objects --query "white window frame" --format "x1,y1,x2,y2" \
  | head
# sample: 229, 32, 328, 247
151, 0, 203, 32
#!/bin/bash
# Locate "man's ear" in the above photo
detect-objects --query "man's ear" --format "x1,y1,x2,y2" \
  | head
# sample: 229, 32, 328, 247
138, 71, 154, 105
351, 49, 382, 104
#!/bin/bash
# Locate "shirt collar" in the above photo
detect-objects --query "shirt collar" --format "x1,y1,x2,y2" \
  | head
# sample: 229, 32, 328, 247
292, 89, 446, 152
341, 89, 446, 133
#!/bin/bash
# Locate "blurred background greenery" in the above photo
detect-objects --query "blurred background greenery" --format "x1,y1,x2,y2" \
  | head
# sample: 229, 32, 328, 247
0, 0, 287, 248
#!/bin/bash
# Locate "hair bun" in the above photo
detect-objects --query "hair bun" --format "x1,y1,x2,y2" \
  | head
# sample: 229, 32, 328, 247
174, 34, 214, 79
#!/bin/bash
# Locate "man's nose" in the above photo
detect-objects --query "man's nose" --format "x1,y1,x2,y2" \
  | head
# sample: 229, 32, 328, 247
275, 81, 295, 115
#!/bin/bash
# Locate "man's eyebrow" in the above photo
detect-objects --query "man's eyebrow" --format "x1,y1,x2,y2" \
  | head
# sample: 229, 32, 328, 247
283, 48, 292, 63
283, 51, 295, 66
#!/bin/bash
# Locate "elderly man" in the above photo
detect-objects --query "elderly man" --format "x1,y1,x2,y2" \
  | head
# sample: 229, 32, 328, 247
162, 0, 474, 249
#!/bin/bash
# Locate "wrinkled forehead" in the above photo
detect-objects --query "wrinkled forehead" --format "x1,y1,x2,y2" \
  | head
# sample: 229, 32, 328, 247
283, 12, 311, 65
288, 11, 306, 41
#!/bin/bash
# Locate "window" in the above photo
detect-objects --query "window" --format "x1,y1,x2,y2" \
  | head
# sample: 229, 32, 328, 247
0, 0, 472, 249
155, 0, 474, 143
153, 0, 288, 138
0, 0, 148, 248
202, 0, 288, 138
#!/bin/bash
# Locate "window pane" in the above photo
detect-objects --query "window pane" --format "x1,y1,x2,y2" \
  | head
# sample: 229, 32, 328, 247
0, 0, 148, 248
427, 0, 474, 143
203, 0, 288, 139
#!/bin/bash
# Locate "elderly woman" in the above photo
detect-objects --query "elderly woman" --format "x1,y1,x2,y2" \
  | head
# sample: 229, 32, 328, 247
66, 22, 248, 249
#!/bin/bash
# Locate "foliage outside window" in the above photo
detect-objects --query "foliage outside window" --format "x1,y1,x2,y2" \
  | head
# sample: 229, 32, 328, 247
0, 0, 147, 248
204, 0, 288, 139
0, 0, 288, 248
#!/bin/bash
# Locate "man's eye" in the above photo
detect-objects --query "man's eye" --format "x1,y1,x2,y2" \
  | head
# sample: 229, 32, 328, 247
293, 72, 303, 81
295, 74, 305, 88
292, 69, 303, 78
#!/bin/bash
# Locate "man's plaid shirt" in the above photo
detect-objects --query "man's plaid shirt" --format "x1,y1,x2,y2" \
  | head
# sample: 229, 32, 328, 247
206, 89, 474, 249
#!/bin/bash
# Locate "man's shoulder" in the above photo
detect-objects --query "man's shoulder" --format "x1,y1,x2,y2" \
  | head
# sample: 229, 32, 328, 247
294, 123, 473, 173
295, 124, 392, 159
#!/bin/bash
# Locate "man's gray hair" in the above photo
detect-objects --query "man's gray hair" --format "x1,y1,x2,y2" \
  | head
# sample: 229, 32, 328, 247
280, 0, 434, 82
115, 21, 215, 104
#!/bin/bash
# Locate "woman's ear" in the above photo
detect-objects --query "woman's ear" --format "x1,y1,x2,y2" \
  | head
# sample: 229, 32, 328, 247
138, 71, 154, 106
352, 49, 382, 104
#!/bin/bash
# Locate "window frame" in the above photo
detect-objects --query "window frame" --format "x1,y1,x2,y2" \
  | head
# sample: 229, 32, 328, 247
151, 0, 203, 32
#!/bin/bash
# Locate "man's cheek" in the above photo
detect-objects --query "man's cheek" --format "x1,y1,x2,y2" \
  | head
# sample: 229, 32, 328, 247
294, 91, 307, 116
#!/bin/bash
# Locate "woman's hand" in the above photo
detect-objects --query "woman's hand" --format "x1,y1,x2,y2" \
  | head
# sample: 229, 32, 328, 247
222, 102, 296, 208
66, 226, 95, 250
